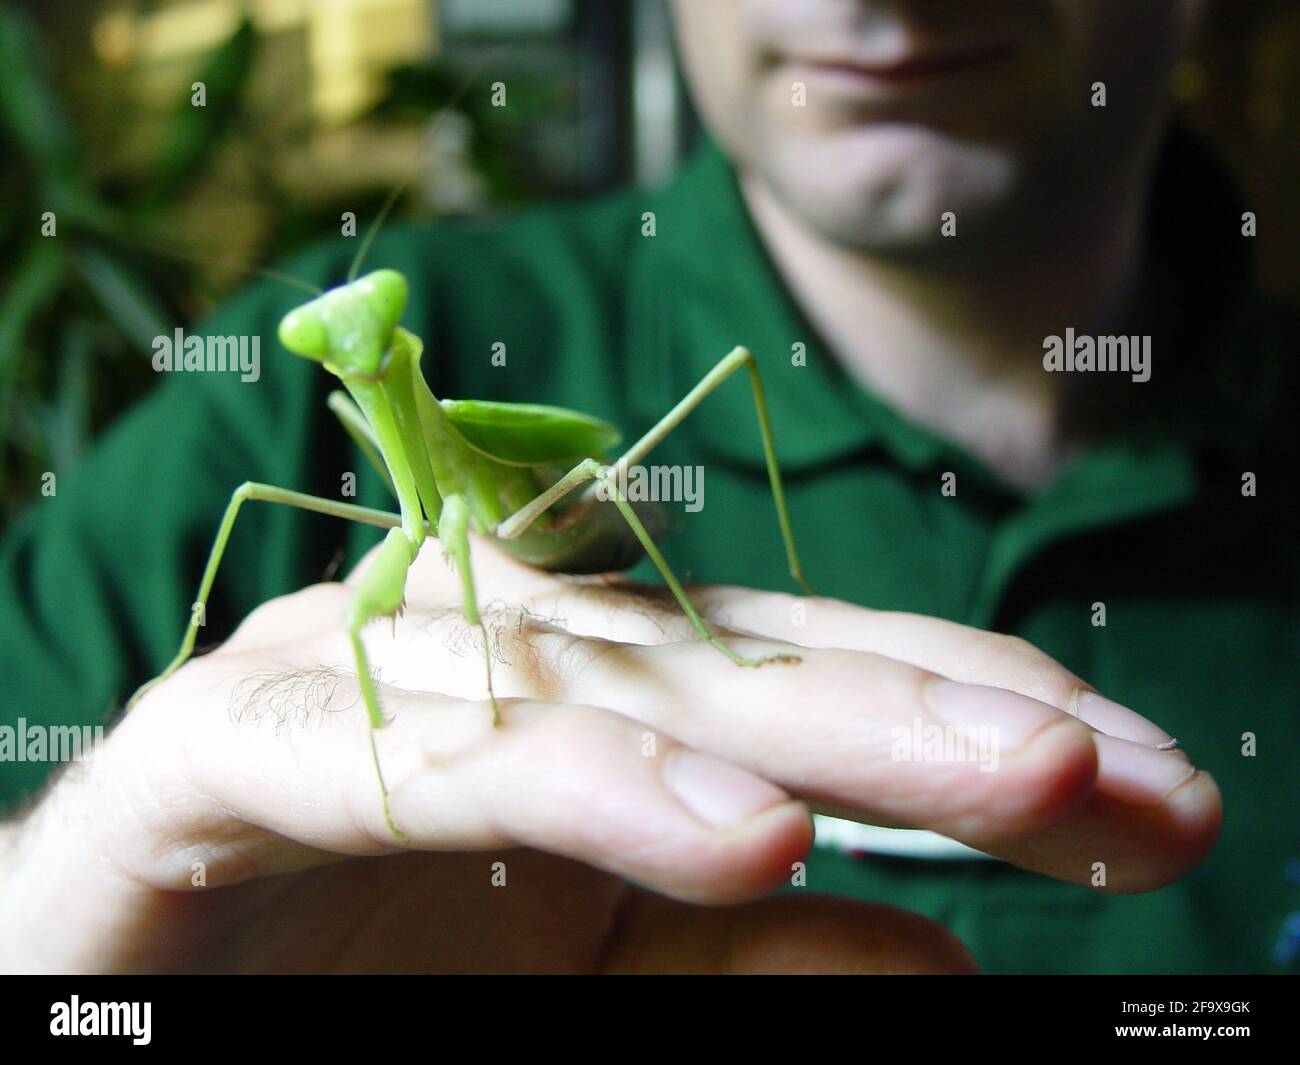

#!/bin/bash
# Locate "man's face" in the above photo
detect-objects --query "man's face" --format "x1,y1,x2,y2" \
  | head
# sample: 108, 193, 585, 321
671, 0, 1197, 256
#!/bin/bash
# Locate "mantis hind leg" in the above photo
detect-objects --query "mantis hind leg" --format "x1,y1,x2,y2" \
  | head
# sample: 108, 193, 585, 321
437, 494, 500, 725
128, 482, 403, 709
498, 347, 812, 596
600, 345, 811, 595
589, 463, 799, 669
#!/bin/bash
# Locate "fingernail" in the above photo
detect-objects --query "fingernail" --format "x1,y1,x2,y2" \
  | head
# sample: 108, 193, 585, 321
925, 679, 1061, 752
664, 749, 788, 828
1072, 691, 1176, 748
1095, 734, 1196, 805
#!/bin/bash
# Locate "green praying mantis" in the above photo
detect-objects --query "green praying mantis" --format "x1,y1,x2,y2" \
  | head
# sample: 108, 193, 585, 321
127, 222, 813, 844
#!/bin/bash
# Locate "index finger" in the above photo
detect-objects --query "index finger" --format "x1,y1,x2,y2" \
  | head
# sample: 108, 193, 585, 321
494, 632, 1219, 893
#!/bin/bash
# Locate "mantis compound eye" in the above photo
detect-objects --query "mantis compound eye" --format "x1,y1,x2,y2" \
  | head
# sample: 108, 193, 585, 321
278, 307, 330, 361
358, 269, 409, 329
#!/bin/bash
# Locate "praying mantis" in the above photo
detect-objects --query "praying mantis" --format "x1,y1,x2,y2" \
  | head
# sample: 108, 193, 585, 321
127, 230, 813, 843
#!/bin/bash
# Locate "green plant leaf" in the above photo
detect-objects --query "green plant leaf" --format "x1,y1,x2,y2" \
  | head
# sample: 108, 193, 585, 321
73, 243, 174, 355
0, 239, 67, 421
0, 3, 79, 177
150, 18, 256, 200
46, 321, 93, 474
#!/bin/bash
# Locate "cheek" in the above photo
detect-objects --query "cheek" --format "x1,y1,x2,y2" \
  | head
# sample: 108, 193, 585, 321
671, 0, 764, 160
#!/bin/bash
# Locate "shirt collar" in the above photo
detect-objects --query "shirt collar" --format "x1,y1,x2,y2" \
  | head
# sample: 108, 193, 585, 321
624, 139, 885, 472
626, 129, 1277, 496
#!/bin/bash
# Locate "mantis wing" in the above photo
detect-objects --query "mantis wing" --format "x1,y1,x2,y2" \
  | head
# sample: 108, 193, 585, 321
440, 398, 622, 466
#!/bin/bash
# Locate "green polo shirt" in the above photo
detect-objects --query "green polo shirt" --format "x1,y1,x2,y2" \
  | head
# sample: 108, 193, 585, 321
2, 132, 1296, 974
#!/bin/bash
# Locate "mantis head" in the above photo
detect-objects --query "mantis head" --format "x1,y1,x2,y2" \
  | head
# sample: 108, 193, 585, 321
277, 269, 409, 378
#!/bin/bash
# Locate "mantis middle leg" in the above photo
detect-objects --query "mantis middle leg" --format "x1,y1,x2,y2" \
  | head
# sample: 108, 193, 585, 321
128, 482, 404, 710
124, 481, 417, 839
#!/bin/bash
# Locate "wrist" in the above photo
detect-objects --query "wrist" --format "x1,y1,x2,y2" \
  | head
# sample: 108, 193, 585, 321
0, 757, 161, 973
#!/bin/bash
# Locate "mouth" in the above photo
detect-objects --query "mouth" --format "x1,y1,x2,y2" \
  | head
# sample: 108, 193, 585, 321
779, 40, 1021, 99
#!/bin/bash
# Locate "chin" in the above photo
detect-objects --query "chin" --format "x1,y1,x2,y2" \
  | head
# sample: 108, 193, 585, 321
760, 123, 1023, 253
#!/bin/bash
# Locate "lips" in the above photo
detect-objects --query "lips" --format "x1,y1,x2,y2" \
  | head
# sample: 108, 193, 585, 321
779, 40, 1020, 95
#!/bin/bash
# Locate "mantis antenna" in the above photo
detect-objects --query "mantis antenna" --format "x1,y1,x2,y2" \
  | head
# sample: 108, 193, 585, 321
125, 234, 325, 297
118, 56, 500, 298
346, 54, 497, 283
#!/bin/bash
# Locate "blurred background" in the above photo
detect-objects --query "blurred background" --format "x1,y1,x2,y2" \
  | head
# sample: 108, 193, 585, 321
0, 0, 1297, 524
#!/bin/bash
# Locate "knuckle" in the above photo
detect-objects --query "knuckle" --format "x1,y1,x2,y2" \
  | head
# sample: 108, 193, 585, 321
70, 719, 206, 889
953, 629, 1081, 706
961, 629, 1038, 670
525, 629, 623, 698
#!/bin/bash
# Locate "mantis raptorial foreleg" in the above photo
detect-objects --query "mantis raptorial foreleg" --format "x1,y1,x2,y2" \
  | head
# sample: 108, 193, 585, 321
344, 523, 417, 841
499, 346, 812, 595
127, 483, 404, 710
436, 494, 500, 724
327, 390, 395, 496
